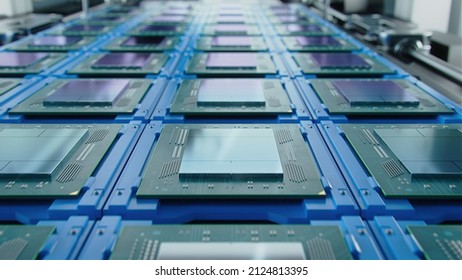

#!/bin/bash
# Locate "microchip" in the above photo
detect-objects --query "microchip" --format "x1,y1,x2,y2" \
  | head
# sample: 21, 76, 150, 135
150, 15, 187, 24
30, 36, 83, 46
218, 10, 243, 16
309, 79, 453, 115
130, 24, 185, 36
66, 24, 105, 32
407, 225, 462, 260
195, 36, 267, 51
136, 124, 325, 199
340, 124, 462, 198
333, 80, 419, 105
60, 24, 113, 36
43, 79, 129, 106
179, 129, 283, 178
282, 35, 359, 51
8, 35, 95, 52
0, 225, 55, 260
274, 15, 313, 23
58, 24, 113, 36
375, 128, 462, 175
276, 24, 332, 36
10, 78, 151, 116
0, 129, 87, 176
206, 53, 257, 69
201, 24, 261, 36
141, 25, 178, 32
170, 78, 292, 115
213, 15, 247, 24
196, 79, 266, 106
293, 53, 394, 76
92, 53, 151, 69
110, 225, 352, 260
103, 36, 180, 52
186, 52, 276, 76
67, 52, 169, 77
0, 52, 65, 76
215, 24, 248, 32
286, 24, 321, 32
312, 53, 371, 69
162, 9, 190, 16
0, 52, 48, 68
0, 124, 122, 198
296, 36, 341, 46
121, 36, 166, 46
211, 36, 251, 47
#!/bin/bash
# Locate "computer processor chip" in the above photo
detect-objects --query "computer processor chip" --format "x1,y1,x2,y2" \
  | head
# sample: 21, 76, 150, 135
195, 36, 267, 51
136, 124, 325, 199
10, 78, 151, 116
0, 52, 66, 76
103, 36, 180, 52
0, 225, 55, 260
43, 80, 128, 106
150, 15, 188, 24
0, 52, 48, 67
407, 225, 462, 260
212, 36, 251, 47
186, 52, 276, 76
201, 24, 261, 35
309, 79, 453, 115
276, 24, 332, 35
0, 124, 122, 198
208, 15, 252, 24
67, 52, 169, 77
170, 79, 292, 115
293, 53, 395, 76
129, 24, 186, 36
62, 24, 113, 36
9, 35, 96, 52
32, 35, 81, 46
110, 225, 352, 260
282, 36, 358, 51
340, 124, 462, 198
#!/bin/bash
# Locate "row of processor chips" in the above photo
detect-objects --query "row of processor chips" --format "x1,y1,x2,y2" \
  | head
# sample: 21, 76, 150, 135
7, 34, 358, 53
0, 122, 457, 201
0, 51, 400, 77
4, 77, 453, 118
